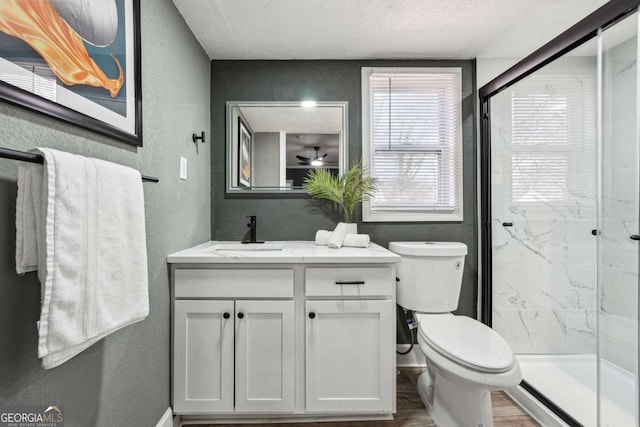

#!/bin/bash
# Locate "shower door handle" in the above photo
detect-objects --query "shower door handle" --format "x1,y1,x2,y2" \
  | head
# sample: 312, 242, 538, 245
630, 234, 640, 241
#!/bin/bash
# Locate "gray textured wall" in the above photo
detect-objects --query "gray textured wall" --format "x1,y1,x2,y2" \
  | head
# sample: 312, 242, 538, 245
253, 132, 280, 187
211, 60, 477, 335
0, 1, 211, 426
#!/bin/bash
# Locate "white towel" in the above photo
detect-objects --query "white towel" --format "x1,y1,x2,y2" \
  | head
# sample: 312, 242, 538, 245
16, 165, 43, 274
315, 230, 332, 245
16, 148, 149, 369
343, 234, 370, 248
315, 230, 370, 248
327, 222, 351, 249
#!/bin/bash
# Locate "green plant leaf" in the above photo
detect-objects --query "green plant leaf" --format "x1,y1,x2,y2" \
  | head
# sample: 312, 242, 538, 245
303, 160, 378, 223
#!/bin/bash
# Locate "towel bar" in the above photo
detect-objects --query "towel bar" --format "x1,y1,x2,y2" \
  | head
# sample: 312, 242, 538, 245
0, 147, 159, 182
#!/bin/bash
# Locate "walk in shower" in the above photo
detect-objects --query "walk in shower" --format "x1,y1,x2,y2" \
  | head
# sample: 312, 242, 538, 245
480, 1, 639, 425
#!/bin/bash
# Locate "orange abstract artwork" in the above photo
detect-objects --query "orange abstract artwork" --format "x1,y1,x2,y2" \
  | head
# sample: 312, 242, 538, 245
0, 0, 123, 97
242, 163, 251, 180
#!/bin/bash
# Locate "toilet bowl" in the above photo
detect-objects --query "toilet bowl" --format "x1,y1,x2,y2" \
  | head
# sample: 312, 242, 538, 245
415, 313, 522, 427
389, 242, 522, 427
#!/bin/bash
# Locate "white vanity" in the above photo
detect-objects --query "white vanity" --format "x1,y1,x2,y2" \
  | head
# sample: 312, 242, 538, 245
167, 241, 400, 423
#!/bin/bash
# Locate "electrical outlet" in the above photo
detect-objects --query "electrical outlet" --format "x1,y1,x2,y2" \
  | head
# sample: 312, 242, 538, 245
179, 156, 187, 180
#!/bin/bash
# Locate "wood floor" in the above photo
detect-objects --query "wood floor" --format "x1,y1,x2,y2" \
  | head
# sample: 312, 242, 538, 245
190, 367, 539, 427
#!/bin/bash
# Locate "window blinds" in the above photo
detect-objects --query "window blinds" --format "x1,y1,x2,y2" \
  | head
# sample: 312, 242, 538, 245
510, 74, 596, 204
367, 70, 462, 212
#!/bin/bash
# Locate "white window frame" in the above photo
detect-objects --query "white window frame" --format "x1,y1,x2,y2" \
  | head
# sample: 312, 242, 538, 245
361, 67, 464, 222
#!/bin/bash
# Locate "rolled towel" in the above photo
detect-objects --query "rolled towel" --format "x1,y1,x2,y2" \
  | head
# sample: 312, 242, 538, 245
327, 222, 350, 249
343, 234, 370, 248
315, 230, 332, 246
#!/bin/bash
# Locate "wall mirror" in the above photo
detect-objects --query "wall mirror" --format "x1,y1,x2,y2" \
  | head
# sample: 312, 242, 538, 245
226, 101, 348, 193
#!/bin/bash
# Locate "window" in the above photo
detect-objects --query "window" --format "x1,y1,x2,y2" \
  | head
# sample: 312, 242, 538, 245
361, 67, 463, 222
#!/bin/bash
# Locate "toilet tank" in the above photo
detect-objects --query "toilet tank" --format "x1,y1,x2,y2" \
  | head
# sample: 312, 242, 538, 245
389, 242, 467, 313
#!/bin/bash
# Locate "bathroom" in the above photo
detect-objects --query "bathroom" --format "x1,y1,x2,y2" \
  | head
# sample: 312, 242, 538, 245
0, 0, 636, 426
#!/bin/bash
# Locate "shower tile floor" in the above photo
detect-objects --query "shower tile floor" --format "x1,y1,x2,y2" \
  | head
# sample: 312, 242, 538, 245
517, 354, 635, 427
189, 367, 538, 427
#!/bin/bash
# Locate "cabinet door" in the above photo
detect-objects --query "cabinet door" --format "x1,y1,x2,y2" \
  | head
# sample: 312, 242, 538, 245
305, 300, 394, 413
173, 300, 234, 413
235, 300, 295, 412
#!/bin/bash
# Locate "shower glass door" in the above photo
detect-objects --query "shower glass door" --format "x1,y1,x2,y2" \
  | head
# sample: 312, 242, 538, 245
489, 10, 640, 426
490, 38, 600, 426
598, 12, 639, 427
484, 4, 640, 426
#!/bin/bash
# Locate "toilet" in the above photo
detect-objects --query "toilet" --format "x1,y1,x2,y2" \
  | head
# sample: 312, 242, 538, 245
389, 241, 522, 427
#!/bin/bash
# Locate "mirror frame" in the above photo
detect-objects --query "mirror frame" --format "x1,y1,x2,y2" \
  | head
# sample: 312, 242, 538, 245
226, 101, 349, 194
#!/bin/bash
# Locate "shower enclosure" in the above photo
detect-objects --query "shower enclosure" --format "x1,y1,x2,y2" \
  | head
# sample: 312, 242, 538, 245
480, 1, 640, 425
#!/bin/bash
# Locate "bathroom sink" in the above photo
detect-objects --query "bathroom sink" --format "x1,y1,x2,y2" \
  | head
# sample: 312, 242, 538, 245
209, 243, 284, 252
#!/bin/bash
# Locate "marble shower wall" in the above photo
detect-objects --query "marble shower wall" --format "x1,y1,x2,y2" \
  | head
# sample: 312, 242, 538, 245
491, 57, 599, 355
600, 35, 639, 374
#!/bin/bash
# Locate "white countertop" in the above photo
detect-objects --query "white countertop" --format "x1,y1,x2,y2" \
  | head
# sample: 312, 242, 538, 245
167, 241, 401, 264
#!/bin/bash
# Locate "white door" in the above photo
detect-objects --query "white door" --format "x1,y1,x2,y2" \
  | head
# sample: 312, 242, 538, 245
173, 300, 234, 413
235, 300, 295, 412
305, 300, 394, 412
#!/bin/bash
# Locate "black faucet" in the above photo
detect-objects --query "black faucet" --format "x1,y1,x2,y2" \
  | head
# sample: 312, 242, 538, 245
242, 215, 264, 244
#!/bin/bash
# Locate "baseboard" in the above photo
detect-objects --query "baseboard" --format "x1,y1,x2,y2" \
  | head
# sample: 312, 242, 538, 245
180, 414, 392, 424
505, 386, 569, 427
155, 407, 174, 427
396, 345, 426, 367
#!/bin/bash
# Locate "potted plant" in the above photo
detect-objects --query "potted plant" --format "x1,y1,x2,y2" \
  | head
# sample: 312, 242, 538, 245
303, 160, 378, 227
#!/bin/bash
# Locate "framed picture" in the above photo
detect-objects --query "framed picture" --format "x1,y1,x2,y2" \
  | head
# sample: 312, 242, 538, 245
0, 0, 142, 146
238, 117, 252, 188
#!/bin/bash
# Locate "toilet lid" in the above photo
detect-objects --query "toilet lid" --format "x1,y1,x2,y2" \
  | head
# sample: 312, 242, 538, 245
416, 313, 514, 373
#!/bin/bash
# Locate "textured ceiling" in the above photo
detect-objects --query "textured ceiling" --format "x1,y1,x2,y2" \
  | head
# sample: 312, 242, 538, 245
172, 0, 607, 60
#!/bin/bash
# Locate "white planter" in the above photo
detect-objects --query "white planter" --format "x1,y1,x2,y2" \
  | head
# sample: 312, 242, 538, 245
343, 223, 358, 235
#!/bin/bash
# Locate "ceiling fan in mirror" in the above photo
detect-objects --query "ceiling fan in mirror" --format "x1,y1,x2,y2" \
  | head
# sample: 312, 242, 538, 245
296, 146, 328, 166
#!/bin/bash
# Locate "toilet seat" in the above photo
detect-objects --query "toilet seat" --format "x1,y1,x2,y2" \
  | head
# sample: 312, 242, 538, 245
415, 313, 514, 373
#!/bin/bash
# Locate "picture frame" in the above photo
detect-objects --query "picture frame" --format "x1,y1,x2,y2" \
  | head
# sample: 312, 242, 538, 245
0, 0, 143, 146
238, 117, 252, 187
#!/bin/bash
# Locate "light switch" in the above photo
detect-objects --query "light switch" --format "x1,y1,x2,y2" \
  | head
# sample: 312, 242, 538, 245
179, 156, 187, 180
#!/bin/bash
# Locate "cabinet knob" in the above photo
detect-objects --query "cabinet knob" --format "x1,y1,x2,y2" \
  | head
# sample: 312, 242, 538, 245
223, 312, 230, 319
308, 312, 316, 319
237, 312, 244, 319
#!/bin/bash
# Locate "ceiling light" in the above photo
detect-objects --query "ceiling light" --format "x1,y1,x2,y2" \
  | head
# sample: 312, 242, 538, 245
301, 100, 317, 108
310, 159, 323, 166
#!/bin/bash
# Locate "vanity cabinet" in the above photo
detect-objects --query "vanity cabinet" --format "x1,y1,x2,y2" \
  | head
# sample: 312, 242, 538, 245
168, 241, 400, 423
173, 299, 295, 414
305, 266, 395, 412
172, 268, 295, 414
305, 299, 394, 412
173, 300, 234, 413
235, 299, 295, 413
